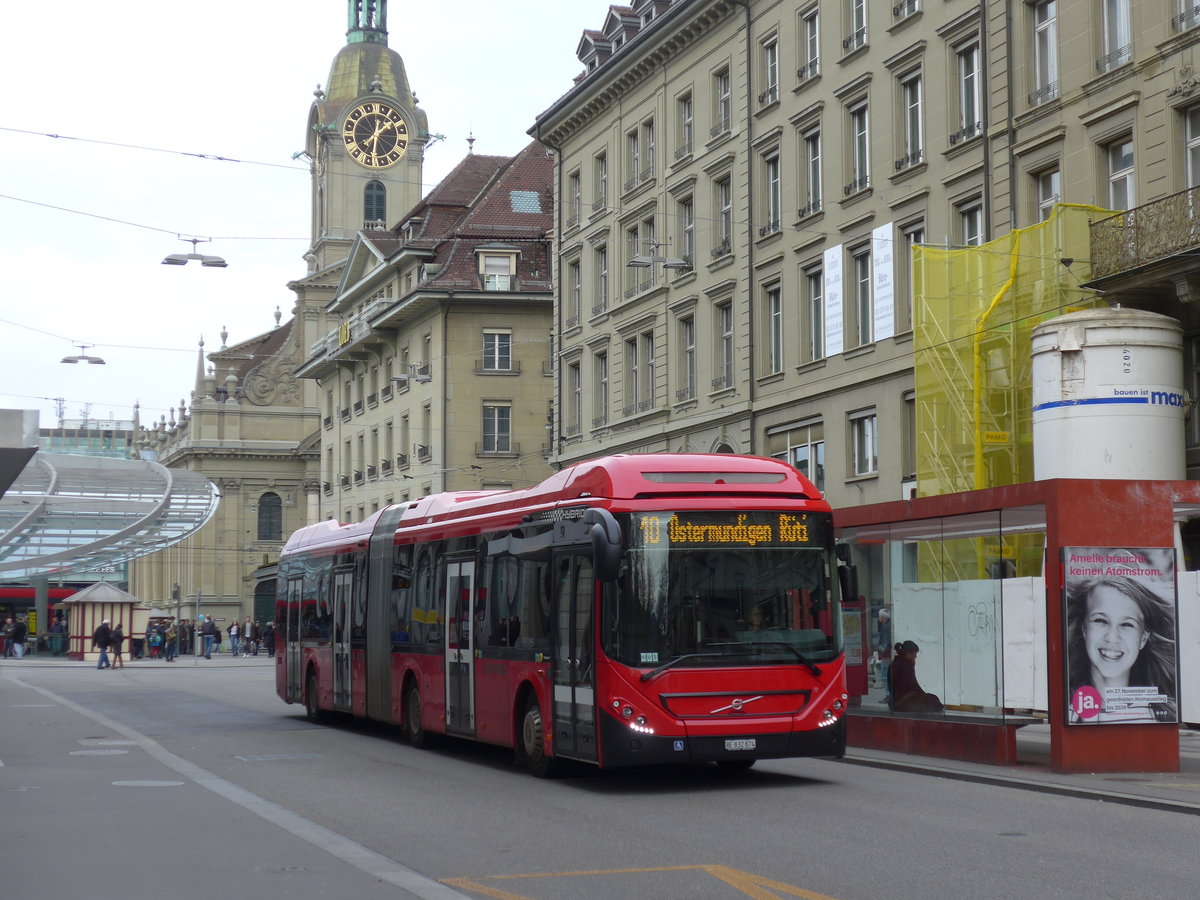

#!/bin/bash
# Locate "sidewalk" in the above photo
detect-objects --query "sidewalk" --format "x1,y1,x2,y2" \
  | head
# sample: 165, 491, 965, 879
6, 654, 1198, 814
842, 722, 1200, 815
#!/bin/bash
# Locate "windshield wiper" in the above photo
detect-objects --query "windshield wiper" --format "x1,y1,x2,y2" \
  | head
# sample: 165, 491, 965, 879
757, 641, 822, 677
640, 651, 723, 682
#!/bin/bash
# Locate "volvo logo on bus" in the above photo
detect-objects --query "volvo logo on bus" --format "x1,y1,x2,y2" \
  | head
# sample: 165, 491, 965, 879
712, 695, 763, 714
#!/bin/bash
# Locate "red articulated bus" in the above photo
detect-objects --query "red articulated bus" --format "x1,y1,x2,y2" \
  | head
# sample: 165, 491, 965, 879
276, 453, 848, 774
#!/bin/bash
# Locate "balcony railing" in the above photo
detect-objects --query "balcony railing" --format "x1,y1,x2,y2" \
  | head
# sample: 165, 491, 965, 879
758, 84, 779, 106
1028, 81, 1059, 106
396, 452, 409, 468
1174, 5, 1200, 31
1095, 45, 1132, 73
1089, 185, 1200, 279
895, 148, 924, 171
674, 141, 693, 160
710, 117, 731, 138
842, 28, 866, 52
843, 175, 870, 196
414, 444, 431, 461
893, 0, 919, 19
592, 414, 608, 428
949, 122, 981, 145
711, 373, 733, 391
797, 59, 819, 82
798, 199, 823, 218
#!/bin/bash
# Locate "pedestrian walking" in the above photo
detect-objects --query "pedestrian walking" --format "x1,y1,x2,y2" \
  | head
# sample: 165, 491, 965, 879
229, 619, 240, 656
110, 623, 126, 668
93, 619, 112, 669
262, 621, 276, 658
165, 621, 178, 661
202, 618, 215, 659
9, 616, 28, 659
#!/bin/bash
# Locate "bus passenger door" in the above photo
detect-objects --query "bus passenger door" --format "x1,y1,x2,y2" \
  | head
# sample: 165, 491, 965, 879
552, 551, 598, 762
332, 568, 353, 710
285, 576, 303, 703
443, 560, 475, 736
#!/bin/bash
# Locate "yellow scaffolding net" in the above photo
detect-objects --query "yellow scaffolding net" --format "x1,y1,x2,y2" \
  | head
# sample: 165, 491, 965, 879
913, 203, 1113, 500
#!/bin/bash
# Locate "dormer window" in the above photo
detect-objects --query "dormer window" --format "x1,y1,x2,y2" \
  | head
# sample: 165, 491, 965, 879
476, 244, 520, 291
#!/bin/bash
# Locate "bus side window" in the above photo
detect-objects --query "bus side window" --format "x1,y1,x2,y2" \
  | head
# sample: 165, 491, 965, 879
390, 547, 412, 645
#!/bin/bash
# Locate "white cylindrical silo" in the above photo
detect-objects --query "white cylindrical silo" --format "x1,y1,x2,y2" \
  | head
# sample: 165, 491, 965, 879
1031, 307, 1185, 480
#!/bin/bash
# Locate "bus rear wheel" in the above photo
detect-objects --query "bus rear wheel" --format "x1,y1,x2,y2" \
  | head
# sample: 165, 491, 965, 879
520, 698, 557, 777
404, 681, 430, 748
304, 671, 324, 723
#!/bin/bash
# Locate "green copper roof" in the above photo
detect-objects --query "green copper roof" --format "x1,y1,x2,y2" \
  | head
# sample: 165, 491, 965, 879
347, 0, 388, 45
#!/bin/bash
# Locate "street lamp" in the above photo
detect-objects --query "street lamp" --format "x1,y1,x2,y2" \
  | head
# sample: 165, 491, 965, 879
60, 343, 105, 365
162, 237, 228, 268
626, 239, 689, 270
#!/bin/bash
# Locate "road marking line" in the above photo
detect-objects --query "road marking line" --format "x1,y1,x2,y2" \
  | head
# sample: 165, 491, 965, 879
6, 672, 470, 900
442, 865, 839, 900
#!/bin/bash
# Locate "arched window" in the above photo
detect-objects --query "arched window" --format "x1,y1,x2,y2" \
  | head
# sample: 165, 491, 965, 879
258, 492, 283, 541
364, 180, 386, 224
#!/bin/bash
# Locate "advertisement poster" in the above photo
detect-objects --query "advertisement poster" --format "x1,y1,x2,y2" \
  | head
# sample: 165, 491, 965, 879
1063, 547, 1178, 725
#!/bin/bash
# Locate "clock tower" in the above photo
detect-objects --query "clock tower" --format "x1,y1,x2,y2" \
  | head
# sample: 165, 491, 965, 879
305, 0, 428, 272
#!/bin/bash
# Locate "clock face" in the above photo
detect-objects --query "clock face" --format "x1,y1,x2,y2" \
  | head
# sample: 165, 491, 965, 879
342, 101, 409, 169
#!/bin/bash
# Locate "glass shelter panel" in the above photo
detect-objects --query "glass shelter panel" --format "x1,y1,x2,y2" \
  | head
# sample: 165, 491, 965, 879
840, 507, 1047, 722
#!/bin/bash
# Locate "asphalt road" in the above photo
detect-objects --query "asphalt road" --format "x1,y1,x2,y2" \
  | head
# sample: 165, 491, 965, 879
3, 661, 1197, 900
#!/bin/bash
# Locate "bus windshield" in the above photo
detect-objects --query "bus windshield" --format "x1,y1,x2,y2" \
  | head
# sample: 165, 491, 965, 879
603, 510, 840, 670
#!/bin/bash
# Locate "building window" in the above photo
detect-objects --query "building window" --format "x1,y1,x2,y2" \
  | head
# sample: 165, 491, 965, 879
1098, 0, 1131, 72
955, 43, 981, 142
852, 247, 873, 346
482, 330, 511, 371
850, 409, 878, 476
765, 284, 784, 374
482, 404, 511, 453
594, 352, 609, 425
789, 422, 825, 491
761, 36, 779, 104
481, 255, 514, 290
959, 203, 984, 246
641, 331, 656, 410
1188, 107, 1200, 188
1176, 0, 1200, 32
567, 170, 582, 226
844, 0, 867, 51
805, 266, 824, 362
626, 127, 640, 189
642, 119, 655, 179
677, 92, 694, 159
800, 9, 820, 79
899, 222, 924, 333
714, 67, 731, 135
801, 127, 822, 216
594, 151, 608, 210
898, 72, 923, 168
567, 261, 582, 326
678, 316, 696, 401
846, 101, 870, 194
678, 197, 695, 266
257, 492, 282, 541
902, 392, 917, 481
566, 362, 582, 435
625, 222, 641, 295
364, 180, 386, 224
1107, 138, 1135, 209
762, 153, 781, 234
715, 302, 734, 389
715, 176, 733, 253
624, 337, 639, 414
594, 245, 608, 313
1036, 168, 1061, 221
1032, 1, 1059, 105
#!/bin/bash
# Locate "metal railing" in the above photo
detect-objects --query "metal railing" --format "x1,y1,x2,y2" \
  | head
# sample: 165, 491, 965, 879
1089, 185, 1200, 279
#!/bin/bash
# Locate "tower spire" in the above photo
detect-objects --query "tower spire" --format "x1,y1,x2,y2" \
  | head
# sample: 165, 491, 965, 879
347, 0, 388, 45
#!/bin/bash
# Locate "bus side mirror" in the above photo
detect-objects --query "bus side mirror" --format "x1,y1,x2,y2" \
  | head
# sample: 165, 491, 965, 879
584, 508, 622, 581
838, 562, 859, 604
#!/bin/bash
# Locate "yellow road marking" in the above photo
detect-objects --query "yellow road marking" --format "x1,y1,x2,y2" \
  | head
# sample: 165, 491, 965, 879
442, 865, 839, 900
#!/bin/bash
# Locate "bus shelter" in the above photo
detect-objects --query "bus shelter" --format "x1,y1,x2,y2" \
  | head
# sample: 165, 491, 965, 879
835, 477, 1199, 774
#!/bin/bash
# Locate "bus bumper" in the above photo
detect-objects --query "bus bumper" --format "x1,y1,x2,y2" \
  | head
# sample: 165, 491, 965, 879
597, 714, 846, 768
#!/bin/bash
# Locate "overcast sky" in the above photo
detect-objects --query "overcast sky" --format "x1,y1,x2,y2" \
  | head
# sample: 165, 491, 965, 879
0, 0, 593, 431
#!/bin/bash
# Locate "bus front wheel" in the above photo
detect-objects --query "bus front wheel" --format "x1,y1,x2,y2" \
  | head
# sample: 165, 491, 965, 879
521, 698, 557, 777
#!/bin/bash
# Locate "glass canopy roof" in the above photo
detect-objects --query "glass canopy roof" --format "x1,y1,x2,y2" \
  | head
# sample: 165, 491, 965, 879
0, 452, 219, 581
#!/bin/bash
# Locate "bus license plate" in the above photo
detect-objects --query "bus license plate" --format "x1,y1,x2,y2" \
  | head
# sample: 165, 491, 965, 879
725, 739, 756, 751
